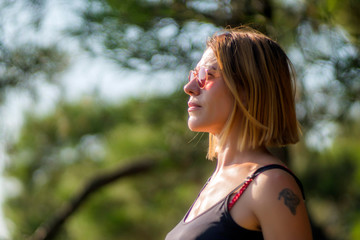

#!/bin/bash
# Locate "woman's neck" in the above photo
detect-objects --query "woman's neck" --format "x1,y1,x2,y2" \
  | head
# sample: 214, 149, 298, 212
213, 131, 269, 173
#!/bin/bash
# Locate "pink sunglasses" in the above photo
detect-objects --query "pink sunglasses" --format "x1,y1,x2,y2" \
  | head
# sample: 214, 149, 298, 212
188, 67, 208, 89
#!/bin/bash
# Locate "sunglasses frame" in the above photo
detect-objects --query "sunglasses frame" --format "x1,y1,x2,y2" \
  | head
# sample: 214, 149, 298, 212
188, 67, 208, 89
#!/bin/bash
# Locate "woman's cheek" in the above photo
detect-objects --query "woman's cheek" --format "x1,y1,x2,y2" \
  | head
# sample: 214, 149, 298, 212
204, 81, 215, 90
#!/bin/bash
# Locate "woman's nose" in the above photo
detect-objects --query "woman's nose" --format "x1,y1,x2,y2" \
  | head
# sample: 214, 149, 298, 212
184, 79, 200, 96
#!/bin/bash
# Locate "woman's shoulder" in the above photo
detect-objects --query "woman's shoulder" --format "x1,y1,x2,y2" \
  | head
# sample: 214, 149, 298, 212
251, 162, 303, 199
248, 162, 305, 219
247, 164, 312, 239
232, 150, 303, 202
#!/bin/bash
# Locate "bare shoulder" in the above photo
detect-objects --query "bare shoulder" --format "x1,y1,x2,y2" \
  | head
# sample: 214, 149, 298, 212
250, 167, 313, 240
252, 168, 303, 212
254, 166, 302, 195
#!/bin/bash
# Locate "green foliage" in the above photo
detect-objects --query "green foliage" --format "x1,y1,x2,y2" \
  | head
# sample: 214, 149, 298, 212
3, 0, 360, 239
70, 0, 360, 135
5, 91, 213, 239
0, 0, 68, 103
305, 0, 360, 46
295, 119, 360, 240
0, 43, 67, 102
71, 0, 311, 71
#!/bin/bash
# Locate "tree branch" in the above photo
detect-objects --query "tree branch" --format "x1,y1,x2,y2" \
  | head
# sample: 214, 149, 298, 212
29, 158, 157, 240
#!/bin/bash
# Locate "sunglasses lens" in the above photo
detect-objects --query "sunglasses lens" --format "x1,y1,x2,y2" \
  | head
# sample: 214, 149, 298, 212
188, 71, 195, 82
188, 68, 207, 88
198, 67, 207, 88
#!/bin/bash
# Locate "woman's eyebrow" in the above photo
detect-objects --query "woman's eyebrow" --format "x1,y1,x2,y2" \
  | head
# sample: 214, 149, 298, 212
207, 65, 219, 71
194, 64, 218, 71
209, 66, 217, 70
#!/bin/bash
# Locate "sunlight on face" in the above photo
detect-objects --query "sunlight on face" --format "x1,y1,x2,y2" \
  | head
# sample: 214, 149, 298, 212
196, 48, 219, 71
186, 49, 234, 135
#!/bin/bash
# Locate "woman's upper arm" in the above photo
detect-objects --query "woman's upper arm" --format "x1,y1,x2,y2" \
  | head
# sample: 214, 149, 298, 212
252, 170, 313, 240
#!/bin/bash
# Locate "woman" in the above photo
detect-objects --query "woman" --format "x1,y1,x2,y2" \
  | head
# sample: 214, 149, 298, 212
166, 26, 312, 240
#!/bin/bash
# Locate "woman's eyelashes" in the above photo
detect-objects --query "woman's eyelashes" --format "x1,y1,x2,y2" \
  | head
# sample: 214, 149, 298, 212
207, 71, 216, 78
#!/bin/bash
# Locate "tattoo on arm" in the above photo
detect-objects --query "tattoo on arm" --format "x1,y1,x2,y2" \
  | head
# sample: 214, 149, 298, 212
278, 188, 300, 215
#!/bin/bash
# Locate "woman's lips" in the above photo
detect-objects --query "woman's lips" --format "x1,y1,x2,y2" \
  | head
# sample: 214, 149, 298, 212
188, 102, 201, 112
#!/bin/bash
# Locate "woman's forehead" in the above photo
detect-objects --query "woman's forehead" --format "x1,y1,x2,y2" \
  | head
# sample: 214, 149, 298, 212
196, 48, 218, 70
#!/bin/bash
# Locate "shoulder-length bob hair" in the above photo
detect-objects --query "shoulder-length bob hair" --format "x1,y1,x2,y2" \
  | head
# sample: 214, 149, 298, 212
206, 26, 301, 159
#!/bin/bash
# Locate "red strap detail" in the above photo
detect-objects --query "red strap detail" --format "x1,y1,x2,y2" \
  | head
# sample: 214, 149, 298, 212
228, 178, 253, 210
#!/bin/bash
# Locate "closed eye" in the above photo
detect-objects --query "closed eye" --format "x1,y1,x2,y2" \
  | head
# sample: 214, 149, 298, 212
207, 70, 220, 78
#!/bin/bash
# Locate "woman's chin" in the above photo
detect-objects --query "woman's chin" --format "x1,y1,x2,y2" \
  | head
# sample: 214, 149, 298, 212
188, 124, 201, 132
187, 121, 204, 132
187, 119, 221, 134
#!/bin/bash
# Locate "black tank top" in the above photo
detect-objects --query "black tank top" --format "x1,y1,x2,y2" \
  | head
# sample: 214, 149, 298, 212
165, 164, 305, 240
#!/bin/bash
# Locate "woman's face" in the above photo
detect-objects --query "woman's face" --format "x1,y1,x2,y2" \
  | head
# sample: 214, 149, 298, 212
184, 48, 234, 135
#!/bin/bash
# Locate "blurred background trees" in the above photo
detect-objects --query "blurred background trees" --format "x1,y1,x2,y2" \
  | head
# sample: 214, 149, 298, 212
1, 0, 359, 239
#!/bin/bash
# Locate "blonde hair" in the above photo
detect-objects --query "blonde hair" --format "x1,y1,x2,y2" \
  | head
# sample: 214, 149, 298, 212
206, 26, 301, 159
